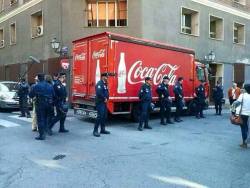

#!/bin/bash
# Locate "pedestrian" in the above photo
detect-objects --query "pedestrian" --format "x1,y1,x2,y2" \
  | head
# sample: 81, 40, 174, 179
156, 76, 174, 125
195, 80, 206, 119
93, 72, 110, 137
45, 74, 55, 135
49, 72, 69, 134
228, 82, 241, 105
52, 73, 59, 85
213, 81, 224, 115
232, 84, 250, 148
29, 73, 55, 140
17, 78, 31, 118
31, 76, 38, 131
173, 77, 184, 122
138, 77, 153, 131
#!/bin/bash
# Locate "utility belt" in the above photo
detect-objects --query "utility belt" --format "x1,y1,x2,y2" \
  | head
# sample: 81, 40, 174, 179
36, 96, 54, 105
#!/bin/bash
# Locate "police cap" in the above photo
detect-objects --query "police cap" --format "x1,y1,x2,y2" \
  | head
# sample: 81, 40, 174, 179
101, 72, 109, 77
163, 76, 170, 80
145, 77, 152, 81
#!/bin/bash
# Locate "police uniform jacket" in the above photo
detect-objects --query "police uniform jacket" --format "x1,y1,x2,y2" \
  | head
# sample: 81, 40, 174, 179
156, 82, 171, 103
17, 82, 30, 98
195, 84, 206, 103
138, 83, 152, 103
53, 80, 67, 107
213, 85, 224, 101
29, 81, 55, 105
95, 80, 109, 104
174, 82, 183, 101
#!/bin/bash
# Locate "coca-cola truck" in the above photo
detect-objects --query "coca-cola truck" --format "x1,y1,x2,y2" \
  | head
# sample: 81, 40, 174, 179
72, 32, 209, 120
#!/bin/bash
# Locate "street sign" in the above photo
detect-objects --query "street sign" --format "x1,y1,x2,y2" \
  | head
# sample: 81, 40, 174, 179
60, 59, 70, 70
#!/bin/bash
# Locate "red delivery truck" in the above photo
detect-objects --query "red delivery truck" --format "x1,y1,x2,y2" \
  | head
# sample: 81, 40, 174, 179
72, 32, 209, 120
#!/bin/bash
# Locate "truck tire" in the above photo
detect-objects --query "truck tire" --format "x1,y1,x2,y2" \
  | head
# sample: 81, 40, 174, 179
131, 104, 140, 122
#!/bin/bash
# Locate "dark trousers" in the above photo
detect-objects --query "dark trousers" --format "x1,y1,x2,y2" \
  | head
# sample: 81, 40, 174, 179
240, 115, 249, 143
196, 101, 204, 117
214, 100, 222, 114
19, 96, 30, 116
160, 101, 171, 123
139, 102, 150, 128
94, 103, 107, 132
50, 107, 67, 131
175, 100, 183, 120
36, 105, 49, 137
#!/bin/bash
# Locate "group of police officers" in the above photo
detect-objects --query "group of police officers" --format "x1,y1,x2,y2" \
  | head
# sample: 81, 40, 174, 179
18, 71, 224, 139
93, 73, 224, 136
17, 72, 69, 140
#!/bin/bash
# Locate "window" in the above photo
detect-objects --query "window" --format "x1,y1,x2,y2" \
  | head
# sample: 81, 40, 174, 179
0, 28, 4, 48
234, 22, 245, 44
10, 0, 18, 6
10, 22, 16, 45
196, 66, 205, 82
87, 0, 127, 27
233, 0, 246, 5
181, 7, 199, 36
209, 15, 224, 40
31, 11, 43, 38
0, 0, 4, 12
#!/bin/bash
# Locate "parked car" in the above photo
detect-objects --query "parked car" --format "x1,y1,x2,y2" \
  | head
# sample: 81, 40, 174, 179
0, 81, 20, 109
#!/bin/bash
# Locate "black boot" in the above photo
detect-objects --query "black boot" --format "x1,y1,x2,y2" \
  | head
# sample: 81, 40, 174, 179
100, 130, 110, 134
138, 123, 143, 131
93, 131, 100, 137
35, 134, 45, 140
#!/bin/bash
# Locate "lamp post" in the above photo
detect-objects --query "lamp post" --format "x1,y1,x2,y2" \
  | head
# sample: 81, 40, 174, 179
205, 50, 216, 63
50, 37, 68, 57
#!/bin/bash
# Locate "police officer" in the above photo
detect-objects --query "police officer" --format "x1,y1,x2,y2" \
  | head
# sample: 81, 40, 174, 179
29, 73, 55, 140
93, 73, 110, 137
173, 77, 184, 122
213, 81, 224, 115
17, 78, 31, 118
49, 72, 69, 134
195, 80, 206, 119
156, 76, 174, 125
138, 77, 152, 131
52, 73, 59, 85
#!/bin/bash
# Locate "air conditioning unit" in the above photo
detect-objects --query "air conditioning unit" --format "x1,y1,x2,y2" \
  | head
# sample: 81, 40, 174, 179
0, 40, 4, 47
181, 26, 192, 34
36, 25, 43, 36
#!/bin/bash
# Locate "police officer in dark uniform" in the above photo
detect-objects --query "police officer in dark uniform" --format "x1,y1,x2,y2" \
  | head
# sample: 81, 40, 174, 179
213, 81, 224, 115
138, 77, 153, 131
29, 73, 55, 140
156, 76, 174, 125
49, 72, 69, 134
93, 73, 110, 137
173, 77, 184, 122
195, 81, 206, 119
17, 78, 31, 118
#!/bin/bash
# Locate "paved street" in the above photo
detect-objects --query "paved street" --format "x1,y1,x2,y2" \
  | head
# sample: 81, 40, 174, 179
0, 109, 249, 188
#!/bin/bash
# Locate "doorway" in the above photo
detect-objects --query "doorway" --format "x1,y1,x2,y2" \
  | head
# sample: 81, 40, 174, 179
234, 63, 245, 88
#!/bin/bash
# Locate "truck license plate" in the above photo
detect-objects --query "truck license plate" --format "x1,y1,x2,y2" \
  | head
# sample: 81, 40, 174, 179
75, 109, 97, 118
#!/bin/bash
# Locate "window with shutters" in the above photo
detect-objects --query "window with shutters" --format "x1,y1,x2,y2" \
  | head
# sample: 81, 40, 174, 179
209, 15, 224, 40
234, 22, 245, 45
86, 0, 127, 27
0, 28, 4, 48
181, 7, 199, 36
10, 22, 16, 45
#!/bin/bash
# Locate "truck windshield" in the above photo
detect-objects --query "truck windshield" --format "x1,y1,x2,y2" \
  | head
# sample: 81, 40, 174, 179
196, 66, 205, 82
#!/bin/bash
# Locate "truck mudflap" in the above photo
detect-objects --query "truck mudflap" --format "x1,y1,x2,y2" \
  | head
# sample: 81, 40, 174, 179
74, 108, 97, 119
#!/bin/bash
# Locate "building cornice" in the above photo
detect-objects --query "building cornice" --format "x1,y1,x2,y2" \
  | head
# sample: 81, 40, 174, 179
191, 0, 250, 20
0, 0, 43, 24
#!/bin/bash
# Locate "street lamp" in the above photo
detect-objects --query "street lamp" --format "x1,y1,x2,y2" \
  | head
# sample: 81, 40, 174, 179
50, 37, 68, 56
205, 50, 216, 62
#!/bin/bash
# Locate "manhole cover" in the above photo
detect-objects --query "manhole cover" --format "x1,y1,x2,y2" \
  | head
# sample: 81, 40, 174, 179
53, 154, 66, 160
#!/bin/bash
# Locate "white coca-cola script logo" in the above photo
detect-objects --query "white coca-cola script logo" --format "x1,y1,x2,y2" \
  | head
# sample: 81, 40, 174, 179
74, 53, 86, 61
127, 61, 179, 85
92, 49, 105, 59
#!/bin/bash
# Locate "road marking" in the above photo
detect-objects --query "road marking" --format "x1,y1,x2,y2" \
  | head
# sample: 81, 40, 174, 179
0, 120, 20, 127
9, 115, 32, 123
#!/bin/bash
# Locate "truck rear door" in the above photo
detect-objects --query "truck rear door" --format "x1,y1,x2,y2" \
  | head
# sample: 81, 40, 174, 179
88, 37, 109, 99
72, 41, 88, 97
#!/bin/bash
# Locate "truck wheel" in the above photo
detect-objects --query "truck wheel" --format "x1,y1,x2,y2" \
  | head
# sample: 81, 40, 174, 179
131, 104, 140, 122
